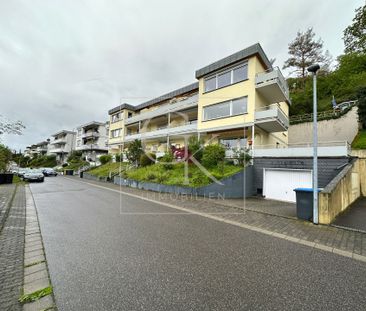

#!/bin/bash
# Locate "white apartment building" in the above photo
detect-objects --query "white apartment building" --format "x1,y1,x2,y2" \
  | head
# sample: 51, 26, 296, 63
74, 121, 108, 162
48, 130, 76, 164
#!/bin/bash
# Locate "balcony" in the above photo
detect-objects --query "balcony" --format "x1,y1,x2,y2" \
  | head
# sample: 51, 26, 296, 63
51, 138, 67, 145
124, 122, 197, 142
49, 148, 67, 153
82, 132, 100, 139
77, 144, 108, 151
255, 104, 289, 132
125, 94, 198, 125
255, 67, 290, 104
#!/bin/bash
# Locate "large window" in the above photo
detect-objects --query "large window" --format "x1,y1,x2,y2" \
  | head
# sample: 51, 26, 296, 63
204, 62, 248, 92
203, 96, 248, 121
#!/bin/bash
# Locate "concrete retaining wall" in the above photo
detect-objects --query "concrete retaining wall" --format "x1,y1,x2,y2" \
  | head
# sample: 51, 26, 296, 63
253, 157, 350, 194
319, 158, 366, 224
82, 172, 109, 182
289, 107, 359, 144
113, 166, 254, 198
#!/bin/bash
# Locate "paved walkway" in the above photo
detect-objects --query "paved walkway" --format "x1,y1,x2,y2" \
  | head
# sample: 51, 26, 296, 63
0, 185, 26, 311
71, 176, 366, 260
333, 197, 366, 232
0, 184, 16, 230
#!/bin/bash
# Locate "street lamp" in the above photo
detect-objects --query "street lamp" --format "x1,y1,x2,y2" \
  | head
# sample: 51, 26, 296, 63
307, 64, 320, 224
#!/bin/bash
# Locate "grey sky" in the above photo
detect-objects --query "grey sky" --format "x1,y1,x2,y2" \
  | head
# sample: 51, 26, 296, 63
0, 0, 363, 151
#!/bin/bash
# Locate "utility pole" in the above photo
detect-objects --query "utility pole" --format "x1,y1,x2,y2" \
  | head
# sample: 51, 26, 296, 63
307, 64, 320, 225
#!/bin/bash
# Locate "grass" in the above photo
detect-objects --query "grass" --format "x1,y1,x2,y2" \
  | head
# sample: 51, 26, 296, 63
123, 162, 243, 187
352, 130, 366, 149
64, 160, 89, 171
19, 286, 53, 303
87, 162, 126, 177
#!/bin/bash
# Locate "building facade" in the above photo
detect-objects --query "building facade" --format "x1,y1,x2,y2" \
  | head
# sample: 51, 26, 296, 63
75, 121, 108, 162
48, 130, 76, 164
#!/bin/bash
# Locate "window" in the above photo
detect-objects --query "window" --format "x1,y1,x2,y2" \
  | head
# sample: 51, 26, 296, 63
204, 62, 248, 92
203, 96, 247, 121
112, 113, 121, 123
233, 65, 248, 83
203, 101, 230, 120
232, 97, 248, 115
217, 71, 231, 88
204, 76, 216, 92
111, 129, 121, 138
128, 112, 133, 118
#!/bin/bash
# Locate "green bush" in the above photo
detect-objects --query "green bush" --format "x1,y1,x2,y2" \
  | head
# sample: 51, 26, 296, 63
126, 139, 143, 166
28, 154, 57, 168
115, 153, 123, 162
140, 153, 156, 167
146, 172, 157, 181
0, 144, 12, 173
99, 154, 112, 165
67, 150, 82, 162
159, 152, 174, 169
202, 144, 226, 168
188, 136, 204, 162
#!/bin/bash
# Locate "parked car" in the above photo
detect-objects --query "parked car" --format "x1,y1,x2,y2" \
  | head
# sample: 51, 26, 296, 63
43, 168, 58, 176
23, 169, 44, 182
18, 168, 30, 178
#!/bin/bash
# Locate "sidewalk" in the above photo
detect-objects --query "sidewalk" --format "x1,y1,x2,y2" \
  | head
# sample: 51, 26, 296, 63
0, 185, 25, 311
70, 176, 366, 261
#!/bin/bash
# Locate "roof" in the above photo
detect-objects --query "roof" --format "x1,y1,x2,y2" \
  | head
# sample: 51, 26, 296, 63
78, 121, 104, 129
195, 43, 272, 79
108, 82, 199, 115
52, 130, 76, 137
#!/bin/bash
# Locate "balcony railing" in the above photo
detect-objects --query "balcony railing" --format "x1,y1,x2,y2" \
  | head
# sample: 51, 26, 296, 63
76, 144, 108, 151
251, 141, 351, 157
51, 138, 67, 145
125, 94, 198, 125
254, 104, 289, 132
255, 67, 290, 103
82, 132, 100, 138
124, 122, 197, 142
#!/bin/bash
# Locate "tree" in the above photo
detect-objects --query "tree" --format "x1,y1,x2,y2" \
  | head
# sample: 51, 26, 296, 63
126, 139, 143, 166
0, 144, 12, 172
0, 115, 25, 136
283, 28, 329, 79
343, 5, 366, 54
357, 87, 366, 129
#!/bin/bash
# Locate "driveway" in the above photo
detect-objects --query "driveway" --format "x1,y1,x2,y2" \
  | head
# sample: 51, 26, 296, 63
29, 177, 366, 311
333, 197, 366, 232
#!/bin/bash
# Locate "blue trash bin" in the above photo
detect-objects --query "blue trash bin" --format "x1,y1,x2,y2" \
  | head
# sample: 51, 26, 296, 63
294, 188, 321, 221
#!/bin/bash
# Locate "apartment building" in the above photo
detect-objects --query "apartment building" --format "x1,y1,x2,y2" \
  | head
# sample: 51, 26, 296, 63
48, 130, 76, 163
75, 121, 108, 161
108, 43, 290, 156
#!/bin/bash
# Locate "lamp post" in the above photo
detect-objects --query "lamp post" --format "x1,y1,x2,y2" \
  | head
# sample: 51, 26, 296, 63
307, 64, 320, 224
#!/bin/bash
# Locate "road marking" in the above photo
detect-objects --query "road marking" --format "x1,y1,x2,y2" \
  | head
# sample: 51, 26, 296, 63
65, 177, 366, 264
119, 212, 245, 215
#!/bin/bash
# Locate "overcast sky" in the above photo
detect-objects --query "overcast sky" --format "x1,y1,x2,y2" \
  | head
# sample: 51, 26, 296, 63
0, 0, 363, 151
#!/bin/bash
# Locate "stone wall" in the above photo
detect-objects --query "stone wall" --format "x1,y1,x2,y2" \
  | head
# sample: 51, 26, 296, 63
114, 166, 254, 199
289, 107, 359, 145
319, 158, 366, 224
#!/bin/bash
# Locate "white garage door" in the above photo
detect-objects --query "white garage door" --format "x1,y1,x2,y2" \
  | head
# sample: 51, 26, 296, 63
263, 169, 312, 202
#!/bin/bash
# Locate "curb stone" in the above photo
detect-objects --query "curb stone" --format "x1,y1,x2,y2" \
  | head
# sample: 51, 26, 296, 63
21, 186, 57, 311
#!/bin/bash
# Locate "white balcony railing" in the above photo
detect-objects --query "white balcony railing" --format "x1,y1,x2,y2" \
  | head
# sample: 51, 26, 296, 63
76, 144, 108, 151
255, 104, 289, 132
51, 138, 67, 145
125, 94, 198, 125
251, 141, 351, 157
124, 122, 197, 142
255, 67, 290, 103
82, 132, 100, 138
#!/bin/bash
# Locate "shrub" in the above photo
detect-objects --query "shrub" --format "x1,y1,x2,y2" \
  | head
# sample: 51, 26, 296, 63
188, 136, 204, 162
115, 153, 123, 162
126, 139, 143, 166
140, 153, 156, 167
99, 154, 112, 165
62, 163, 68, 167
159, 152, 174, 169
146, 172, 157, 181
202, 144, 226, 168
0, 144, 12, 173
234, 149, 252, 166
67, 150, 83, 162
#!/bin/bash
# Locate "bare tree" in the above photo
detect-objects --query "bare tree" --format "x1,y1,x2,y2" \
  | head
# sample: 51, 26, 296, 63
0, 115, 25, 135
283, 28, 329, 79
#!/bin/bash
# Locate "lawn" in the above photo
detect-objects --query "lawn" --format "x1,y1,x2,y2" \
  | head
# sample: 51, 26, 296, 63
122, 162, 243, 187
352, 130, 366, 149
87, 162, 126, 178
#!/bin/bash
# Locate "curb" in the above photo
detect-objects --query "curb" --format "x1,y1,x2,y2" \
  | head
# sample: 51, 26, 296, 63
20, 185, 57, 311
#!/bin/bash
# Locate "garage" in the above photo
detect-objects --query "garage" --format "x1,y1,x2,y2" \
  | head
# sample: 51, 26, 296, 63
263, 168, 312, 202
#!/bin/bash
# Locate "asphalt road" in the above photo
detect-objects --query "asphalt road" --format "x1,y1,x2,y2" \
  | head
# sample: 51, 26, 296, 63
30, 177, 366, 311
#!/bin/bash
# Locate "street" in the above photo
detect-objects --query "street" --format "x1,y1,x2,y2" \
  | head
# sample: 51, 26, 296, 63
30, 177, 366, 311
